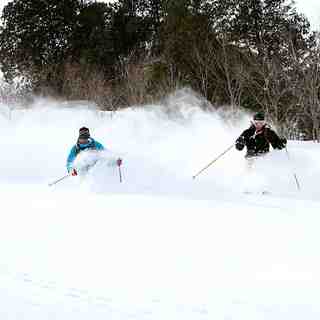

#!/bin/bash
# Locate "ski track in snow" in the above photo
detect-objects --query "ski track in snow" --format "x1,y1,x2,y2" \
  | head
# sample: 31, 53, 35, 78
1, 92, 320, 319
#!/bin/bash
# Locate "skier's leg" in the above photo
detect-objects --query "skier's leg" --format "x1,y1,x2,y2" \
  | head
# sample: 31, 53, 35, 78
242, 155, 257, 193
246, 156, 255, 172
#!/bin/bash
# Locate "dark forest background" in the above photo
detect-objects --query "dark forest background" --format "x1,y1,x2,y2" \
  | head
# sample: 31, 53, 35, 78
1, 0, 320, 140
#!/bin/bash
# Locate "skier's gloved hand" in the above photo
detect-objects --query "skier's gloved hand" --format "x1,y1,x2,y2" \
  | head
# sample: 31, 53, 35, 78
276, 137, 287, 149
235, 136, 245, 151
281, 137, 287, 147
235, 142, 244, 151
70, 168, 78, 176
116, 158, 122, 167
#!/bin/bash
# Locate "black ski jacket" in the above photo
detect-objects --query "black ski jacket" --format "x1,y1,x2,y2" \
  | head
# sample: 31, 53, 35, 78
235, 124, 285, 157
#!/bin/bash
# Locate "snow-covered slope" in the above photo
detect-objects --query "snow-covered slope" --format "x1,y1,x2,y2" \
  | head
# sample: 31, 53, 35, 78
1, 92, 320, 319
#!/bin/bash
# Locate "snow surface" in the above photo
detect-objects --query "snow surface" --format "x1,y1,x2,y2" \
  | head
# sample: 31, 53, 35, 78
1, 91, 320, 319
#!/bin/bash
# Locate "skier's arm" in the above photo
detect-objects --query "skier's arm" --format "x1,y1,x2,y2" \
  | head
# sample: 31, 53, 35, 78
266, 128, 287, 150
66, 146, 77, 172
235, 130, 249, 150
94, 140, 105, 151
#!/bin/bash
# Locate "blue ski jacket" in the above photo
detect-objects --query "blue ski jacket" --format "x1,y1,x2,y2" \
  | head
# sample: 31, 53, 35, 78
66, 138, 105, 172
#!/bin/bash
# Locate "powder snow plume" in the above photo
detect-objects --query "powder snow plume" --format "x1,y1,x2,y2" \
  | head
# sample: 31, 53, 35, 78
0, 89, 317, 199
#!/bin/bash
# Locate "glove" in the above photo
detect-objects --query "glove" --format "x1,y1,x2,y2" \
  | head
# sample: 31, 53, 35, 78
116, 158, 122, 167
235, 136, 245, 151
70, 168, 77, 176
235, 142, 244, 151
277, 137, 287, 149
281, 137, 287, 146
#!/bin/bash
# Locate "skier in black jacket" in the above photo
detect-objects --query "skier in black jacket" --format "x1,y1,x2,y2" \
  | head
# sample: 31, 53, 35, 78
235, 112, 287, 158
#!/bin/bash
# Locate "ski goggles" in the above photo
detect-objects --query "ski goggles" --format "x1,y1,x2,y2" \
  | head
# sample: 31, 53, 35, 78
253, 120, 265, 126
78, 138, 90, 145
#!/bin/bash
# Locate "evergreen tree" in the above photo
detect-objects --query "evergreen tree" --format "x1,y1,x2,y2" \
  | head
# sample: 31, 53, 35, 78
0, 0, 81, 83
71, 2, 116, 73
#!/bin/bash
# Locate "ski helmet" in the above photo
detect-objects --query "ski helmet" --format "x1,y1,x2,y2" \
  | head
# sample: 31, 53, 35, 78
79, 127, 90, 139
253, 112, 265, 121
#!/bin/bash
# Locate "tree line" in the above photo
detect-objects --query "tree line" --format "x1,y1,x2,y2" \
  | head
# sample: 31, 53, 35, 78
0, 0, 320, 140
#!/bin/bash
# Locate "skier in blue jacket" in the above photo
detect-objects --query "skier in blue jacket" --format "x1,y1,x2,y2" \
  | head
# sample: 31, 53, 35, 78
67, 127, 122, 176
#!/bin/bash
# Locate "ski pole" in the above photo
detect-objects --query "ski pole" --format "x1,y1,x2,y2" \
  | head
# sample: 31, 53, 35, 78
118, 165, 123, 183
285, 146, 301, 191
193, 144, 234, 179
48, 174, 70, 187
